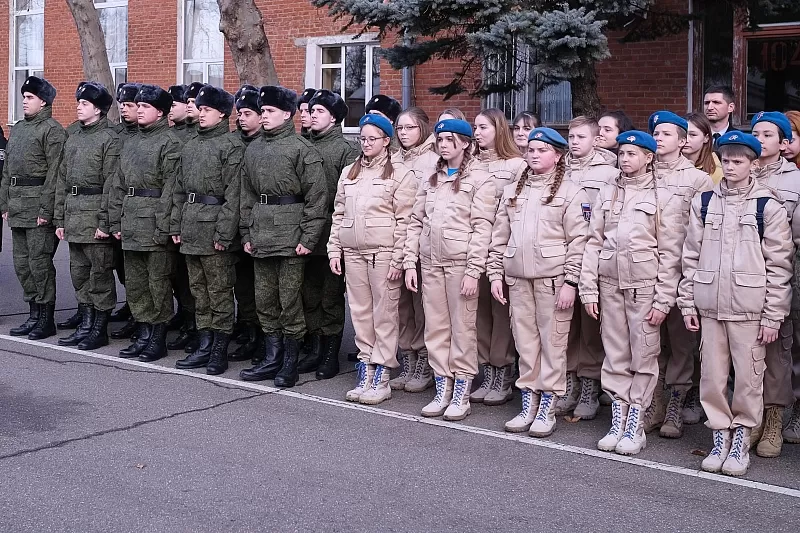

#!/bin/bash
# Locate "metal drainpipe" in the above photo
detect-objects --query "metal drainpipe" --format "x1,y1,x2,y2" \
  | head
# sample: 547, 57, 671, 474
401, 32, 413, 109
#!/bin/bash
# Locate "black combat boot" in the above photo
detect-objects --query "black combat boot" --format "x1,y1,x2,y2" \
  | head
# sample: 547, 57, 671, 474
240, 335, 284, 381
78, 310, 110, 350
111, 316, 138, 339
274, 337, 301, 388
110, 302, 131, 322
206, 331, 231, 376
316, 334, 343, 380
138, 323, 168, 362
228, 323, 260, 362
119, 323, 152, 358
296, 334, 323, 373
167, 312, 197, 350
10, 302, 40, 336
175, 330, 214, 369
28, 303, 56, 340
57, 306, 83, 330
58, 304, 94, 346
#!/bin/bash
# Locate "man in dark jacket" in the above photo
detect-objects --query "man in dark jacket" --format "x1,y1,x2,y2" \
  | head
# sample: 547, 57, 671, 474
54, 82, 120, 350
109, 85, 181, 362
171, 85, 243, 375
0, 76, 67, 340
238, 86, 327, 388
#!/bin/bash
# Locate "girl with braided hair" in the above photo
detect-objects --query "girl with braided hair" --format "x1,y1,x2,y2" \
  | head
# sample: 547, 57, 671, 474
487, 128, 590, 436
403, 119, 496, 421
579, 131, 683, 456
472, 108, 528, 406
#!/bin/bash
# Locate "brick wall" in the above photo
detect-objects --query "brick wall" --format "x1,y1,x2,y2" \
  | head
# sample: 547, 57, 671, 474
7, 0, 690, 128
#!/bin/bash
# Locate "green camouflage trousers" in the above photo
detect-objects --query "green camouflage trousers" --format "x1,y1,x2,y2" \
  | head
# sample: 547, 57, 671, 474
303, 256, 346, 336
254, 256, 306, 339
172, 253, 196, 314
124, 250, 176, 324
185, 253, 238, 333
11, 226, 56, 304
69, 242, 117, 311
234, 250, 258, 324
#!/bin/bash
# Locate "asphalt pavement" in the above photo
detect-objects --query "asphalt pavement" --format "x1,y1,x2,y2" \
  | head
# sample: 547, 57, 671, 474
1, 225, 799, 532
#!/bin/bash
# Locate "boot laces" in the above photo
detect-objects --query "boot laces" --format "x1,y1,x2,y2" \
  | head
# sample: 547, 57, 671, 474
490, 366, 506, 393
622, 405, 641, 440
478, 365, 493, 390
685, 388, 701, 413
451, 379, 467, 405
763, 408, 783, 443
433, 376, 446, 403
664, 390, 683, 425
520, 390, 532, 417
398, 354, 411, 378
607, 402, 623, 437
787, 407, 800, 432
371, 365, 384, 389
355, 362, 368, 389
578, 379, 594, 405
710, 430, 725, 458
535, 393, 553, 422
728, 428, 745, 461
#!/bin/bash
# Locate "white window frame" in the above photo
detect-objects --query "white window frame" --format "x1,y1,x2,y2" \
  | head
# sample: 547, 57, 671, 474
176, 0, 224, 85
9, 0, 45, 124
95, 0, 128, 89
299, 34, 380, 134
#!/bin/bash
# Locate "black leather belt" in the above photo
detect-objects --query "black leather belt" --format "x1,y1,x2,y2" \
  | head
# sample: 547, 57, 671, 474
69, 185, 103, 195
186, 192, 225, 205
259, 194, 303, 205
10, 177, 45, 187
126, 187, 162, 198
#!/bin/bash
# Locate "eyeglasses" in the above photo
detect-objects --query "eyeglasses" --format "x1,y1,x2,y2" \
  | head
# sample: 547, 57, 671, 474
359, 136, 387, 145
395, 125, 420, 132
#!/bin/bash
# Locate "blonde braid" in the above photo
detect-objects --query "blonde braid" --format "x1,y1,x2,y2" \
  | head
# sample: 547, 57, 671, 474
510, 167, 531, 207
545, 154, 567, 204
452, 143, 474, 192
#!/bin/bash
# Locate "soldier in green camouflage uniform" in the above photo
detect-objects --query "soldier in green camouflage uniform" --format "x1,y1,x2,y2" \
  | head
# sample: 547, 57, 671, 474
227, 84, 262, 363
298, 88, 316, 140
299, 89, 359, 378
238, 86, 327, 388
0, 76, 66, 340
171, 85, 243, 376
109, 85, 180, 362
54, 82, 120, 350
183, 82, 203, 139
168, 85, 193, 144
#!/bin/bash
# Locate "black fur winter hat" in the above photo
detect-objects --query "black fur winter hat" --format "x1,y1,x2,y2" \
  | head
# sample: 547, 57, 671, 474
134, 84, 173, 117
308, 89, 349, 124
298, 88, 317, 108
76, 81, 113, 114
195, 85, 235, 116
366, 94, 402, 123
168, 84, 188, 104
21, 76, 57, 105
117, 83, 141, 104
185, 82, 205, 101
258, 86, 297, 115
235, 84, 260, 113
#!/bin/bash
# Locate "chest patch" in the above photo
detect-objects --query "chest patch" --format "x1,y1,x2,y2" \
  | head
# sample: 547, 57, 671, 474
581, 203, 592, 222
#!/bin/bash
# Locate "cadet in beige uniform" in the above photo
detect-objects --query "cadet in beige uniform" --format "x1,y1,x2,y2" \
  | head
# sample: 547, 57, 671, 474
750, 111, 800, 458
488, 128, 589, 436
472, 108, 527, 406
680, 132, 792, 477
580, 131, 683, 456
404, 119, 496, 421
648, 111, 714, 439
390, 107, 439, 393
328, 115, 416, 405
560, 116, 619, 419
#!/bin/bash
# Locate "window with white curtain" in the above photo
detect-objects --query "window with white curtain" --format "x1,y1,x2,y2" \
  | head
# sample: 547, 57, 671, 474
181, 0, 224, 86
319, 43, 380, 130
11, 0, 45, 122
95, 0, 129, 89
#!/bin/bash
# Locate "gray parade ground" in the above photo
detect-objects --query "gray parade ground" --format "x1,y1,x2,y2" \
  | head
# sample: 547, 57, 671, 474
1, 224, 799, 532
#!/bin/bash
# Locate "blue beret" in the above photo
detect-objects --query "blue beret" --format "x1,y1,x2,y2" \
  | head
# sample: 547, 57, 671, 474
359, 114, 394, 139
716, 131, 762, 158
527, 127, 568, 149
751, 111, 793, 142
617, 130, 657, 153
434, 119, 473, 138
648, 110, 689, 133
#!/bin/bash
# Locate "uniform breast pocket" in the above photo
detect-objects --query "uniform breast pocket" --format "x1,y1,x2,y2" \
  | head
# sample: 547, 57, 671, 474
738, 214, 760, 242
371, 178, 393, 200
633, 201, 657, 228
453, 183, 475, 207
540, 197, 565, 220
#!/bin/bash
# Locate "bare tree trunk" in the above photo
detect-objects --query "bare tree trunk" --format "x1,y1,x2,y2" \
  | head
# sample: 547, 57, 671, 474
217, 0, 279, 86
64, 0, 120, 123
571, 63, 602, 118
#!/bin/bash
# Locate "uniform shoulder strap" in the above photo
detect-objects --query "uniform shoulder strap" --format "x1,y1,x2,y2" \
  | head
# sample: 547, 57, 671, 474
700, 190, 714, 224
756, 197, 771, 240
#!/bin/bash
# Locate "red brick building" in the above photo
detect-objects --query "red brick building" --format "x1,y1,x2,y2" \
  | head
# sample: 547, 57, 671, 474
1, 1, 799, 131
